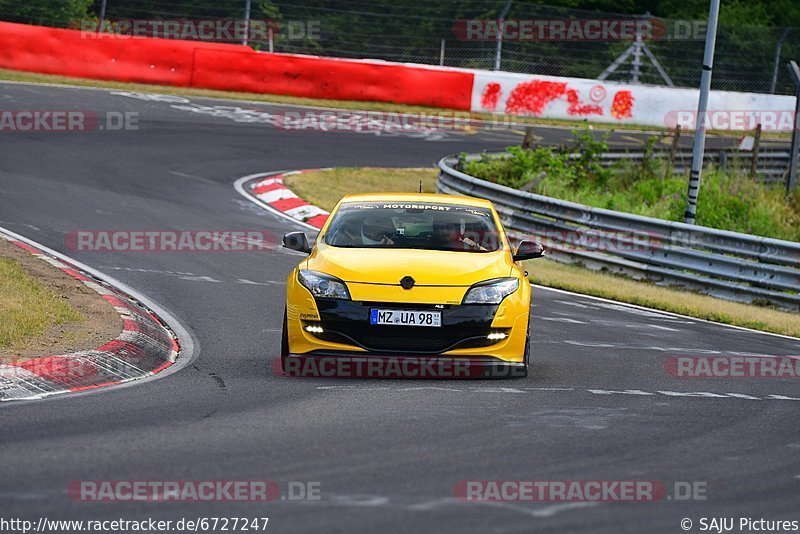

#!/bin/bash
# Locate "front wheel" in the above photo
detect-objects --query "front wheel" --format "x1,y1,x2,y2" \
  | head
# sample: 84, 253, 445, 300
280, 308, 289, 373
520, 316, 531, 378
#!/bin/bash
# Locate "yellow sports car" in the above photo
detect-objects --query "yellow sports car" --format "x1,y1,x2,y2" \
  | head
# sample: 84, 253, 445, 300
280, 193, 543, 378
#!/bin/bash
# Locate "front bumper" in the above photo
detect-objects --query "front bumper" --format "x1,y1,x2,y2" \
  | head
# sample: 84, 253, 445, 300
286, 277, 530, 364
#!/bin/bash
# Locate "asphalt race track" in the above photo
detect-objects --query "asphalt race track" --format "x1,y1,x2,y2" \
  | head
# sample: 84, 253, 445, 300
1, 82, 799, 533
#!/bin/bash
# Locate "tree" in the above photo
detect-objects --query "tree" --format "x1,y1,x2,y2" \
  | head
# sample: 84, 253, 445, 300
0, 0, 93, 26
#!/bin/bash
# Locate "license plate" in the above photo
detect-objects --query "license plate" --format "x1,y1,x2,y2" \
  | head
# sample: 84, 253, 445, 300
370, 309, 441, 327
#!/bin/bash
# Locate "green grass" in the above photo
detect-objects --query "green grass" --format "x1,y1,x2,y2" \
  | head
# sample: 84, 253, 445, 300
0, 256, 84, 349
285, 166, 800, 338
284, 167, 438, 211
528, 258, 800, 338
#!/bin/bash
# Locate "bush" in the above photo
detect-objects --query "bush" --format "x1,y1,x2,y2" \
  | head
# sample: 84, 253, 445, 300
462, 127, 611, 189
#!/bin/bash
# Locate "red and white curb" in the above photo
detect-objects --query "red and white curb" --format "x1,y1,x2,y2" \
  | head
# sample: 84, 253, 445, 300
0, 230, 182, 402
237, 170, 330, 230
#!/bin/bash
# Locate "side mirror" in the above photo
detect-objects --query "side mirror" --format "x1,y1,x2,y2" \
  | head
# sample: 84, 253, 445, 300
513, 240, 544, 261
282, 232, 311, 254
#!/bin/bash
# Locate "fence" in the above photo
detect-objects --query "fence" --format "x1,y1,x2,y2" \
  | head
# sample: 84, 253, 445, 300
530, 146, 792, 184
1, 0, 798, 95
438, 153, 800, 311
593, 149, 793, 184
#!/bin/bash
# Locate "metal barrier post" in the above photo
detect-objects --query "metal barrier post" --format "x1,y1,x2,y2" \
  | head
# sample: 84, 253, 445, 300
685, 0, 721, 224
787, 60, 800, 192
770, 29, 791, 94
242, 0, 252, 46
750, 123, 762, 179
665, 125, 681, 178
522, 126, 536, 149
493, 0, 513, 71
97, 0, 107, 33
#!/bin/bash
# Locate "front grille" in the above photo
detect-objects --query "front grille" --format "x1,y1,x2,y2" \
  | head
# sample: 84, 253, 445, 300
356, 329, 488, 353
323, 327, 493, 353
313, 299, 499, 354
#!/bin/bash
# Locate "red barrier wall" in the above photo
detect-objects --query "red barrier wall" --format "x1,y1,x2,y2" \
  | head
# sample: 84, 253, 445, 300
191, 49, 473, 110
0, 21, 473, 110
0, 22, 215, 86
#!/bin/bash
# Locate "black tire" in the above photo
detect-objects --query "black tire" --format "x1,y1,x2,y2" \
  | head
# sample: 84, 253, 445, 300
520, 316, 531, 378
280, 308, 289, 373
520, 333, 529, 378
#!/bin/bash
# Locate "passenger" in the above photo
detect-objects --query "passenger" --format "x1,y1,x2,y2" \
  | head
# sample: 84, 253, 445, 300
431, 214, 459, 249
432, 214, 486, 251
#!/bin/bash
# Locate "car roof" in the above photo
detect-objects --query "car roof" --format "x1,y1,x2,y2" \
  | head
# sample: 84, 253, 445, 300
338, 193, 494, 209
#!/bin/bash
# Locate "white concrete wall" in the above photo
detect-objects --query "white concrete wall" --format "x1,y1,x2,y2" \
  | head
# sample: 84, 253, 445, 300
470, 70, 797, 131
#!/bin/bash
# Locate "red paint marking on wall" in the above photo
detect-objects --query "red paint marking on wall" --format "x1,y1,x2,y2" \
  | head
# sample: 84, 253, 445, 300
481, 83, 502, 111
589, 84, 606, 102
611, 90, 634, 119
565, 89, 603, 116
505, 80, 567, 115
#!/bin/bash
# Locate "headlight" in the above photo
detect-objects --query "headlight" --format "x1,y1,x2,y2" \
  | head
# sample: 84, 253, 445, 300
298, 269, 351, 300
462, 277, 519, 304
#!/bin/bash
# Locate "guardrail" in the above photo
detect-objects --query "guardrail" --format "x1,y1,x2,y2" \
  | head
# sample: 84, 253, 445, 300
437, 153, 800, 311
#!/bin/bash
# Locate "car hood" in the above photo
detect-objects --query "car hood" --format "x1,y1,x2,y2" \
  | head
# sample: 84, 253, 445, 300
306, 243, 514, 287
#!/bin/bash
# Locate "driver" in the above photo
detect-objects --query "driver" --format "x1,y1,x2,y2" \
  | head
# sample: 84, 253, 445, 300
361, 213, 397, 245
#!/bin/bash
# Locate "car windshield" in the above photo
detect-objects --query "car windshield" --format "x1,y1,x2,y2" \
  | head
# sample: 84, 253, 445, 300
323, 201, 502, 252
